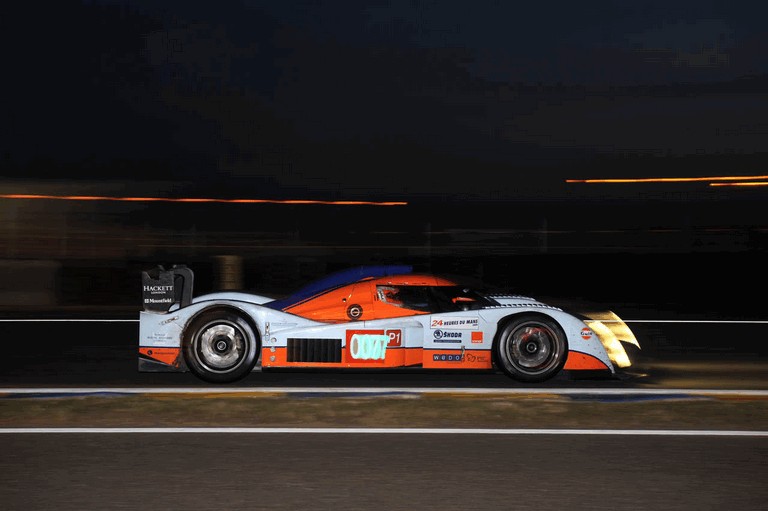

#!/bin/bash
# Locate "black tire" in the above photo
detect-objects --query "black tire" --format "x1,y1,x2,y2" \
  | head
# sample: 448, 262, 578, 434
493, 314, 568, 383
182, 310, 260, 383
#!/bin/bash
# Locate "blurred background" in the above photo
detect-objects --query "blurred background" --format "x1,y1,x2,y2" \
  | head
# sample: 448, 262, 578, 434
1, 1, 767, 317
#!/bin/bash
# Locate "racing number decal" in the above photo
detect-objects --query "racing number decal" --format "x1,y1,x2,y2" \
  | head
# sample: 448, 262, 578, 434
345, 329, 402, 362
349, 334, 388, 360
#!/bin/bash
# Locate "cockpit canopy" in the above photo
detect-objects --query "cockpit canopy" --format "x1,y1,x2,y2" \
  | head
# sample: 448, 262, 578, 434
376, 284, 496, 312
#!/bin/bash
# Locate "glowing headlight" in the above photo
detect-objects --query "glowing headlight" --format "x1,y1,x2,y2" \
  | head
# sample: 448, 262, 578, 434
582, 311, 640, 368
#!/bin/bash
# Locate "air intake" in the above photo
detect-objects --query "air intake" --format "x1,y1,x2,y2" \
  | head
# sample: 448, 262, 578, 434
287, 338, 342, 363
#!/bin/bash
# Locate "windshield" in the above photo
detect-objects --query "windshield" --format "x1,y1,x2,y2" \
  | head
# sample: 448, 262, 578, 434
377, 285, 498, 313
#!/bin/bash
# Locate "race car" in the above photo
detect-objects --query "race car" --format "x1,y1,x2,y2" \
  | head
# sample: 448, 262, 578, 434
139, 264, 639, 384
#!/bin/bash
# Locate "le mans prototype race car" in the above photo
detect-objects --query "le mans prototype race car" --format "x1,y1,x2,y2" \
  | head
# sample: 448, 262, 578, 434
139, 264, 639, 384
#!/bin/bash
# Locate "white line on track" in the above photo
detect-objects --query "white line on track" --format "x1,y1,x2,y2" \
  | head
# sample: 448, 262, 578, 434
2, 318, 768, 323
622, 319, 768, 324
0, 427, 766, 436
0, 319, 138, 322
2, 387, 768, 396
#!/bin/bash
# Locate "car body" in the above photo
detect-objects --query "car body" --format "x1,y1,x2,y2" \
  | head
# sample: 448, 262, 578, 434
139, 264, 639, 383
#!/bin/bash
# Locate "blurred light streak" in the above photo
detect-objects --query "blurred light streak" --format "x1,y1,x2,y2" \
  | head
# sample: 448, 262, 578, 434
582, 311, 640, 369
0, 194, 407, 206
566, 175, 768, 184
709, 181, 768, 187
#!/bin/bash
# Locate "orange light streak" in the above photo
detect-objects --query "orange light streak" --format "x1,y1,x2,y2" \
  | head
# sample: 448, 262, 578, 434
0, 194, 408, 206
566, 175, 768, 184
709, 181, 768, 187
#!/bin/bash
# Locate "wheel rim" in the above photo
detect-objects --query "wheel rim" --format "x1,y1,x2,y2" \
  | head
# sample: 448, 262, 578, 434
194, 321, 247, 372
503, 322, 562, 375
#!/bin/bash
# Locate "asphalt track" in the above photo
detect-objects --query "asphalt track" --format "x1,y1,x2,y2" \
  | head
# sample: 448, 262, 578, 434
1, 433, 766, 511
0, 319, 766, 510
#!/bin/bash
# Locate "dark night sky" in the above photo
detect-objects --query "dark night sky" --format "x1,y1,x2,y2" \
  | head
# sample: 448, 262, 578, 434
3, 0, 768, 202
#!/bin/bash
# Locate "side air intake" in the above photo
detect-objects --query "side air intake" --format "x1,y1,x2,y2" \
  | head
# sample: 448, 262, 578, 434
287, 338, 342, 363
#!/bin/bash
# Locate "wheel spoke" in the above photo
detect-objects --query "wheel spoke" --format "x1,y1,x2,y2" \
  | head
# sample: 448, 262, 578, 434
183, 312, 260, 383
495, 316, 567, 382
198, 323, 244, 370
512, 326, 554, 368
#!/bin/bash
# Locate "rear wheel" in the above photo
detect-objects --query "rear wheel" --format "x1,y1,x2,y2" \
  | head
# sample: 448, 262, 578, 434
183, 311, 260, 383
494, 315, 568, 383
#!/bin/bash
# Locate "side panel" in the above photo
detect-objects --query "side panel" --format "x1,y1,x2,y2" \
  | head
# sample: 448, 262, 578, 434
138, 310, 186, 371
262, 326, 415, 368
139, 311, 184, 348
262, 318, 427, 369
423, 313, 494, 369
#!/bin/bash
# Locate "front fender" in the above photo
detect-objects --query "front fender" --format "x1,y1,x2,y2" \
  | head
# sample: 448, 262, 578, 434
484, 307, 616, 374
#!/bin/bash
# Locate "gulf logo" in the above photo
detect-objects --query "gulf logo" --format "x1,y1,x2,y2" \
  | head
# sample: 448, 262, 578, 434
580, 327, 593, 340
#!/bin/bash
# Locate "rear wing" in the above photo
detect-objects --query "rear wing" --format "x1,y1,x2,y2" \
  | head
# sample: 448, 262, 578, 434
141, 265, 194, 312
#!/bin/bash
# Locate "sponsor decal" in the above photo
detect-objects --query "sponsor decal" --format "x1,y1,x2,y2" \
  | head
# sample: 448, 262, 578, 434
471, 331, 483, 343
580, 327, 593, 340
433, 353, 463, 362
145, 348, 176, 357
430, 316, 479, 330
145, 332, 175, 343
140, 347, 180, 366
465, 352, 489, 363
141, 271, 175, 312
144, 297, 174, 304
433, 329, 462, 343
432, 352, 490, 364
143, 285, 174, 293
345, 329, 401, 361
346, 304, 363, 320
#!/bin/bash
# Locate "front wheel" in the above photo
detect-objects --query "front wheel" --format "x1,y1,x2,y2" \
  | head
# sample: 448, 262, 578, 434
493, 315, 568, 383
183, 311, 260, 383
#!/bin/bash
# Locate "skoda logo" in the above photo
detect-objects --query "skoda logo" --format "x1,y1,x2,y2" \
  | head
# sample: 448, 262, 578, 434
433, 330, 461, 339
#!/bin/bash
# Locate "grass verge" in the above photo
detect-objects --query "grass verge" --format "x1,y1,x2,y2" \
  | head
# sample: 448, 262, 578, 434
1, 393, 767, 429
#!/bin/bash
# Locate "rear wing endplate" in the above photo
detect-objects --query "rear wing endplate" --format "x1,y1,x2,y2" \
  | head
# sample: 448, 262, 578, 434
141, 265, 194, 312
